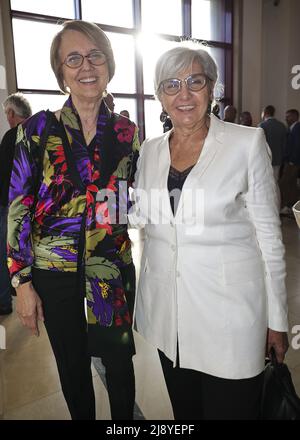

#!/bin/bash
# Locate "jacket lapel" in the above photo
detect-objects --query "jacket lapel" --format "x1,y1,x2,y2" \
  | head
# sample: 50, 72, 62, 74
175, 114, 225, 220
156, 131, 175, 221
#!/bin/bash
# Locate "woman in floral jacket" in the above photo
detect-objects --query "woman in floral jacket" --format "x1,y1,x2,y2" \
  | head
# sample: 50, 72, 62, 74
7, 20, 139, 420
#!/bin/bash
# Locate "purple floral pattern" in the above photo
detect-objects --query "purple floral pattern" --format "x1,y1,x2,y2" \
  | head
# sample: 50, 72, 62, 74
7, 96, 140, 328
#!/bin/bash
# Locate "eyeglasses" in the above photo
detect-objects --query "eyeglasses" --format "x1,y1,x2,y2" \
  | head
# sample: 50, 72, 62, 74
159, 73, 210, 96
62, 50, 106, 69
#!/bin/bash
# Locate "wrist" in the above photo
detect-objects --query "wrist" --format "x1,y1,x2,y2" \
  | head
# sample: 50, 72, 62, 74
11, 273, 32, 289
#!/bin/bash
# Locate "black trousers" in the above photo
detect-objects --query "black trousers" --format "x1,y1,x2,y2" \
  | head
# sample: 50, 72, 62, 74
32, 268, 135, 420
159, 350, 264, 420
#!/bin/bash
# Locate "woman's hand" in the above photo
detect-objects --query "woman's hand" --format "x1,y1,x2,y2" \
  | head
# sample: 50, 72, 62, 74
16, 282, 44, 337
267, 328, 289, 363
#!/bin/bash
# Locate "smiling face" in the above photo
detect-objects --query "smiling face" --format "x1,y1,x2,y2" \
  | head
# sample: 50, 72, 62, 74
159, 61, 211, 131
59, 30, 109, 106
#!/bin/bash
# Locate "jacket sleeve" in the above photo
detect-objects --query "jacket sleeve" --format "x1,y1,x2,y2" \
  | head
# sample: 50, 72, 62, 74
128, 138, 147, 229
245, 128, 288, 331
7, 123, 37, 282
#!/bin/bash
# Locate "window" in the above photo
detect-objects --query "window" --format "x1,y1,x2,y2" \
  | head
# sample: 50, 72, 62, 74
10, 0, 75, 18
138, 36, 177, 95
141, 0, 182, 35
12, 19, 60, 90
191, 0, 232, 43
82, 0, 134, 28
8, 0, 233, 139
144, 99, 164, 138
25, 93, 67, 116
114, 97, 137, 125
106, 32, 136, 94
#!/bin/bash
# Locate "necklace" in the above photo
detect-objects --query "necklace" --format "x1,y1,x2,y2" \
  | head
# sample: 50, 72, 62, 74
85, 126, 96, 142
82, 116, 97, 143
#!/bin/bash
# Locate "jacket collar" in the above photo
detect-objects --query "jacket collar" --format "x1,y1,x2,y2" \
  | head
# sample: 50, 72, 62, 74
157, 113, 225, 178
60, 96, 119, 189
156, 114, 225, 219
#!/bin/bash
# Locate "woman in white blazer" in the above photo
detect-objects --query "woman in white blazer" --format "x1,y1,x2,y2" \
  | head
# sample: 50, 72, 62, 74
131, 44, 289, 420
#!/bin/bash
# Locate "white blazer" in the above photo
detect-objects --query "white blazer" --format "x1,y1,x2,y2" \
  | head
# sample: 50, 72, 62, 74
130, 114, 288, 379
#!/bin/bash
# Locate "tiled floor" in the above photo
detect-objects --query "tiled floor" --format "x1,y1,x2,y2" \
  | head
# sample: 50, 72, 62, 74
0, 221, 300, 420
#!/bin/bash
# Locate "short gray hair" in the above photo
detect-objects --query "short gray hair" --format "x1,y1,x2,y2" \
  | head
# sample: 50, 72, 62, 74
50, 20, 115, 93
2, 93, 32, 119
154, 43, 219, 100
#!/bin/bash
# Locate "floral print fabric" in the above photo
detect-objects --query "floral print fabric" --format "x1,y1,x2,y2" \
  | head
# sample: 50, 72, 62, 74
7, 96, 140, 328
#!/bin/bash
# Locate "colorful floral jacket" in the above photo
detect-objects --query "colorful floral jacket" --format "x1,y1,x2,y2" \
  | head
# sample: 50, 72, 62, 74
7, 97, 140, 328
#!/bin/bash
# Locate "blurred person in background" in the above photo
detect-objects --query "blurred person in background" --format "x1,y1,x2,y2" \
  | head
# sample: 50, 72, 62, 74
223, 104, 237, 123
259, 105, 286, 183
279, 109, 300, 215
120, 110, 130, 118
0, 93, 32, 315
240, 111, 252, 127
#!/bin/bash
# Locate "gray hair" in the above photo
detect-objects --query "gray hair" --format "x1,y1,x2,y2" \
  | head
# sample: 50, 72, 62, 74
154, 43, 219, 100
50, 20, 115, 93
2, 93, 32, 119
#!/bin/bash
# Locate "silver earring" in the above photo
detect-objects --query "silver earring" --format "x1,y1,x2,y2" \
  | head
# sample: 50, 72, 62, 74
160, 110, 168, 123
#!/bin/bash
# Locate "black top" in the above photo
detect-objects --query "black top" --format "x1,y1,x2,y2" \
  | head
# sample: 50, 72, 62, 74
167, 164, 194, 215
0, 126, 18, 207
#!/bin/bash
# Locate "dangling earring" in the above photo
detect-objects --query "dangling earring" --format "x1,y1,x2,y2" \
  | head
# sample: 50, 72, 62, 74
160, 109, 168, 123
207, 101, 212, 115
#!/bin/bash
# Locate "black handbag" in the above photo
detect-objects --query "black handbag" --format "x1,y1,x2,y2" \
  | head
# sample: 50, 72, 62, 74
260, 347, 300, 420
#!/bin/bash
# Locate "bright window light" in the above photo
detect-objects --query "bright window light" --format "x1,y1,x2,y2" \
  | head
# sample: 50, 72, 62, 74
113, 98, 137, 125
141, 0, 182, 35
10, 0, 75, 18
137, 33, 178, 95
82, 0, 133, 28
144, 99, 164, 138
12, 19, 61, 90
192, 0, 211, 40
106, 32, 136, 94
192, 0, 230, 43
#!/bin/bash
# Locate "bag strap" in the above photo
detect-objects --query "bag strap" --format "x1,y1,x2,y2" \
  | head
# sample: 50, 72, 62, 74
270, 347, 278, 366
57, 119, 88, 285
57, 119, 86, 194
32, 110, 55, 212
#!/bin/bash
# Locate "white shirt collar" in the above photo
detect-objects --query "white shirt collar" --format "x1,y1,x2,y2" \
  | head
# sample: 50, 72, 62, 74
290, 121, 298, 131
